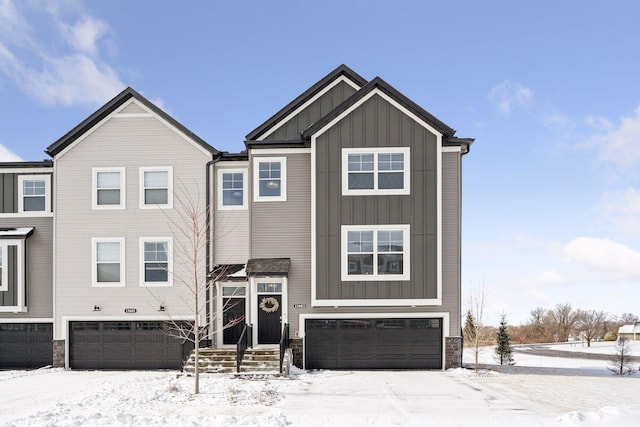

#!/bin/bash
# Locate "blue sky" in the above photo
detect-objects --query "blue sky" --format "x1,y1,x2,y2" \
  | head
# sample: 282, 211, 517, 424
1, 0, 639, 325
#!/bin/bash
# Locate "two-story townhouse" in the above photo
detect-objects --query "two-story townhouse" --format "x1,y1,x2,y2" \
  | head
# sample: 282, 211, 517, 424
0, 161, 54, 368
214, 65, 473, 369
44, 88, 217, 369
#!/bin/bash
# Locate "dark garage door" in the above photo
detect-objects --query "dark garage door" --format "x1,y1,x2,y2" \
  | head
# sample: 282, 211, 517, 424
69, 321, 193, 370
305, 318, 442, 369
0, 323, 53, 368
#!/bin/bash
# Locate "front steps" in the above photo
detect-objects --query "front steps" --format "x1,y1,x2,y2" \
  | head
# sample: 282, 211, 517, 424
183, 347, 282, 375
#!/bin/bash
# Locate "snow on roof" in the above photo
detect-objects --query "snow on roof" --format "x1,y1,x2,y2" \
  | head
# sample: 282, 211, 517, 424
0, 227, 34, 238
617, 323, 640, 334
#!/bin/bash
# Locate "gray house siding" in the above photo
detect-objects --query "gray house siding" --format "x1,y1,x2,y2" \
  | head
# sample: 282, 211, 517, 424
212, 163, 249, 265
442, 151, 461, 335
0, 217, 53, 318
261, 81, 358, 140
249, 152, 311, 334
315, 94, 438, 301
53, 104, 211, 341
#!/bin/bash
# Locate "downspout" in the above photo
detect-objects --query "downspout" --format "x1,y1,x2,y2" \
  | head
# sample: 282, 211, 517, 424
205, 153, 223, 344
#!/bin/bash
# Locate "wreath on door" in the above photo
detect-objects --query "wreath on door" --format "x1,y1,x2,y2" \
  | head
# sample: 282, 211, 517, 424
259, 297, 279, 313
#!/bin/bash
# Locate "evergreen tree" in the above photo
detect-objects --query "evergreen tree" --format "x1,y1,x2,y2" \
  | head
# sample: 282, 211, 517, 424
495, 314, 514, 365
463, 309, 476, 344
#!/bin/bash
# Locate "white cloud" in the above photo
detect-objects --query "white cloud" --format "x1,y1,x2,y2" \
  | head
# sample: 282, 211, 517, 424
0, 0, 124, 107
599, 188, 640, 236
0, 144, 22, 161
488, 80, 533, 116
589, 106, 640, 169
562, 237, 640, 282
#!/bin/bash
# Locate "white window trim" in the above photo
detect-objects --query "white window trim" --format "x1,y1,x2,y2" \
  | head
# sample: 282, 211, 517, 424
92, 167, 126, 210
17, 175, 51, 214
217, 168, 248, 210
91, 237, 125, 287
341, 224, 410, 282
139, 237, 173, 287
342, 147, 410, 196
0, 244, 7, 292
253, 157, 287, 202
139, 167, 173, 209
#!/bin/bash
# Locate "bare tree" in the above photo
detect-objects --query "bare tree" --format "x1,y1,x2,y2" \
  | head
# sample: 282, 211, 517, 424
574, 309, 608, 347
549, 303, 579, 342
608, 338, 637, 376
464, 283, 492, 370
149, 181, 244, 394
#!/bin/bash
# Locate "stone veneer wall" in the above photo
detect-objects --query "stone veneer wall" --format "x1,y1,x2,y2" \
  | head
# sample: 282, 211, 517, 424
289, 338, 303, 368
445, 336, 462, 369
53, 340, 65, 368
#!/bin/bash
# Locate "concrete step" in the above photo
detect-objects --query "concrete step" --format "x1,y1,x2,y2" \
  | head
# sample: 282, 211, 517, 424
183, 347, 282, 375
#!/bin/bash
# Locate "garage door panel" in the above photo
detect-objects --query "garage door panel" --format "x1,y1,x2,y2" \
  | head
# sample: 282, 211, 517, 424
305, 318, 442, 370
0, 323, 53, 368
69, 321, 191, 370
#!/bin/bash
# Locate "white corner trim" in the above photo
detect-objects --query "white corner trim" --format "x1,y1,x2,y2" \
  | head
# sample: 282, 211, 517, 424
257, 75, 362, 141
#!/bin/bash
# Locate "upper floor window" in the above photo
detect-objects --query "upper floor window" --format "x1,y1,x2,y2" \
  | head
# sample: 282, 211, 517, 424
93, 168, 125, 209
140, 167, 173, 209
253, 157, 286, 202
342, 147, 410, 195
217, 168, 247, 210
140, 238, 172, 286
18, 175, 51, 213
341, 224, 410, 281
92, 238, 125, 287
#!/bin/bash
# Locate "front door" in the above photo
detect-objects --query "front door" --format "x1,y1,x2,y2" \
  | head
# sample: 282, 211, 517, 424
257, 294, 282, 344
222, 297, 246, 345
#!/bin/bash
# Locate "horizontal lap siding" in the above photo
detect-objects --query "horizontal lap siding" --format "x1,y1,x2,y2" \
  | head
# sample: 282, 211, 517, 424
442, 152, 461, 335
250, 153, 311, 334
0, 217, 53, 318
54, 111, 211, 339
213, 210, 249, 264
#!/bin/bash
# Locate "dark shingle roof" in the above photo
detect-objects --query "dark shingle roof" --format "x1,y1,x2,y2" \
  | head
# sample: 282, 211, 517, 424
245, 64, 368, 141
246, 258, 291, 276
45, 87, 217, 157
302, 77, 456, 139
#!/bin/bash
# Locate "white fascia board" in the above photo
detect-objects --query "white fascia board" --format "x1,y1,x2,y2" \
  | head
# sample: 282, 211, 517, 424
310, 297, 442, 307
248, 148, 311, 155
0, 168, 52, 174
442, 146, 462, 153
257, 75, 362, 141
0, 318, 53, 323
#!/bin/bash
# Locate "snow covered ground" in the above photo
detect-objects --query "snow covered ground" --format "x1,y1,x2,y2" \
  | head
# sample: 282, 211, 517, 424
0, 341, 637, 426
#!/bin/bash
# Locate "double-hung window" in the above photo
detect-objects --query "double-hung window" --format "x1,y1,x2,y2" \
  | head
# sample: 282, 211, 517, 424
140, 238, 172, 286
342, 147, 410, 195
341, 224, 410, 281
253, 157, 286, 202
218, 168, 247, 210
93, 168, 125, 209
18, 175, 51, 213
92, 238, 125, 287
140, 167, 172, 208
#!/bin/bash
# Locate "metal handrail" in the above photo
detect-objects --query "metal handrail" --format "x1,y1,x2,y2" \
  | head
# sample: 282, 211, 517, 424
279, 323, 290, 374
236, 323, 252, 373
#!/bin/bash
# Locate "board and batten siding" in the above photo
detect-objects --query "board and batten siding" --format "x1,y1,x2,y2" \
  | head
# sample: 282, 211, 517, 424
53, 109, 212, 339
249, 152, 311, 334
261, 81, 358, 140
0, 173, 16, 213
315, 94, 438, 301
0, 217, 53, 318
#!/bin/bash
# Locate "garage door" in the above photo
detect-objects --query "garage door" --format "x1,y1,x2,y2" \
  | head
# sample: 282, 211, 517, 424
305, 318, 442, 369
0, 323, 53, 368
69, 321, 193, 370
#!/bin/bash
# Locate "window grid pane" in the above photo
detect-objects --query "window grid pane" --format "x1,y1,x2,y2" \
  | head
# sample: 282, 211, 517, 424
346, 151, 407, 192
97, 172, 120, 189
258, 162, 281, 197
346, 228, 406, 277
222, 172, 244, 206
144, 241, 169, 282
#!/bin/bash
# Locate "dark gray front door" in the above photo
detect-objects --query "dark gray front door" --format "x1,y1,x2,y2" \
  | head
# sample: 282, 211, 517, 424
223, 297, 245, 345
257, 294, 281, 344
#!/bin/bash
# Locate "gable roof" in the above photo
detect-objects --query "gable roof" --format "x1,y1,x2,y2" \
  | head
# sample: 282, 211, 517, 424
45, 87, 217, 158
302, 77, 456, 140
245, 64, 368, 141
